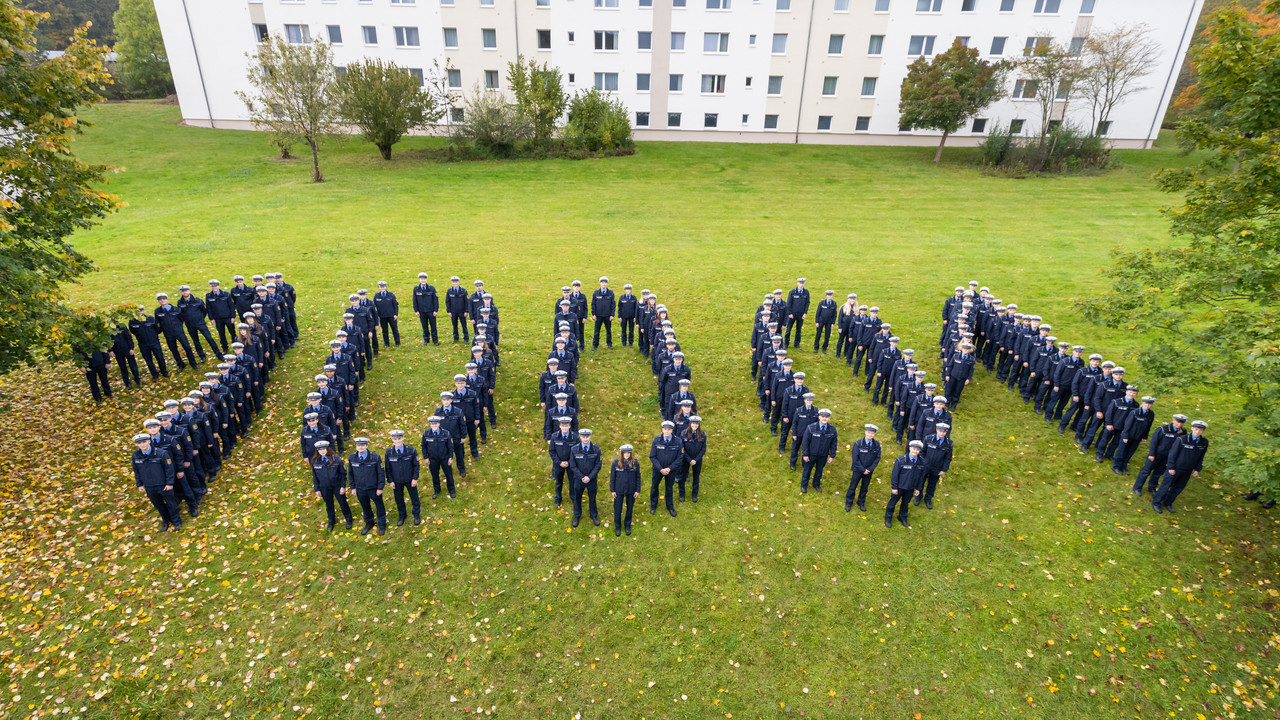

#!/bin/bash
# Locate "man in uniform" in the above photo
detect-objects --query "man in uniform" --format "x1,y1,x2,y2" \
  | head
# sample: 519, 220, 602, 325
385, 429, 421, 526
812, 290, 837, 353
452, 375, 481, 460
800, 408, 837, 494
411, 272, 439, 345
666, 378, 697, 423
1153, 420, 1209, 514
1096, 385, 1140, 463
1133, 413, 1187, 495
591, 277, 615, 350
784, 278, 810, 349
649, 420, 683, 517
786, 392, 819, 471
229, 275, 254, 319
852, 306, 880, 377
374, 281, 401, 347
569, 428, 602, 527
1046, 345, 1085, 423
129, 306, 169, 379
917, 423, 953, 510
108, 324, 140, 391
543, 392, 578, 440
548, 416, 576, 507
131, 432, 180, 531
421, 417, 456, 499
1115, 395, 1157, 475
1061, 354, 1103, 435
176, 285, 216, 362
356, 288, 380, 357
871, 335, 902, 406
886, 441, 924, 529
618, 284, 638, 348
205, 279, 237, 352
435, 392, 469, 479
776, 372, 808, 448
348, 438, 386, 536
155, 292, 198, 370
1080, 366, 1126, 453
943, 342, 977, 410
915, 394, 951, 442
660, 352, 692, 409
445, 276, 469, 343
845, 424, 882, 512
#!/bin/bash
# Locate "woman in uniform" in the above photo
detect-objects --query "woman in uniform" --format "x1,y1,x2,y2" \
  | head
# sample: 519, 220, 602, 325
610, 444, 642, 537
310, 440, 353, 531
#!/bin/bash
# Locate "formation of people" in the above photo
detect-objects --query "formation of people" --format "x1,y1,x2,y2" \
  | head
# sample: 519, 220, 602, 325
129, 272, 295, 530
938, 281, 1215, 514
541, 279, 708, 536
751, 279, 955, 529
88, 274, 297, 401
300, 275, 501, 536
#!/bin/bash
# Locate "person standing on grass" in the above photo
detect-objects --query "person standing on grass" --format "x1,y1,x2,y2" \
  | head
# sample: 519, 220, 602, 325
545, 370, 578, 413
435, 392, 469, 479
1153, 420, 1209, 514
1133, 413, 1186, 496
229, 275, 254, 319
129, 306, 169, 380
412, 272, 440, 345
422, 416, 457, 499
155, 292, 198, 370
348, 437, 386, 536
569, 428, 602, 527
871, 336, 902, 407
886, 441, 924, 529
385, 429, 421, 527
591, 276, 616, 350
1096, 385, 1141, 464
637, 291, 654, 356
354, 290, 379, 359
786, 392, 819, 471
835, 293, 858, 360
767, 359, 795, 436
845, 424, 882, 513
205, 279, 236, 353
776, 371, 808, 443
813, 289, 837, 353
1046, 345, 1085, 424
132, 432, 180, 532
785, 278, 810, 349
310, 441, 353, 532
374, 281, 401, 348
569, 280, 589, 345
750, 310, 773, 379
943, 342, 977, 411
548, 416, 576, 508
177, 284, 218, 362
917, 422, 953, 511
1115, 395, 1157, 476
854, 307, 883, 378
650, 420, 683, 517
445, 276, 469, 343
665, 378, 697, 423
863, 323, 893, 391
454, 370, 485, 460
1081, 366, 1127, 453
611, 444, 642, 537
472, 345, 498, 428
618, 284, 638, 348
680, 416, 706, 503
82, 348, 113, 402
660, 352, 692, 411
300, 412, 331, 459
800, 408, 837, 494
464, 362, 491, 444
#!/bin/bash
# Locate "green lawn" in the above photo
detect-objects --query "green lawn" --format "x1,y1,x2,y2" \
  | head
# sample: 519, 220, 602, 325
0, 101, 1275, 719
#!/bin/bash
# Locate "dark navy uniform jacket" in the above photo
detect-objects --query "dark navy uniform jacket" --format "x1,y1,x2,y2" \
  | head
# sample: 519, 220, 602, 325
434, 404, 466, 439
779, 384, 809, 421
801, 421, 838, 459
1104, 396, 1138, 428
790, 405, 819, 437
177, 295, 207, 324
421, 428, 455, 460
205, 289, 235, 320
445, 286, 469, 315
618, 293, 638, 320
301, 423, 331, 458
347, 451, 385, 491
412, 283, 439, 314
814, 299, 837, 324
154, 304, 185, 337
310, 457, 347, 492
544, 382, 578, 411
876, 346, 902, 375
1121, 407, 1156, 445
385, 444, 420, 483
1145, 422, 1186, 460
915, 406, 951, 440
922, 434, 954, 472
850, 437, 882, 475
591, 289, 615, 317
1167, 434, 1208, 473
229, 284, 255, 315
610, 461, 643, 494
786, 287, 810, 318
666, 390, 698, 419
649, 433, 684, 471
132, 446, 176, 489
543, 405, 578, 438
570, 442, 603, 480
682, 430, 706, 464
548, 431, 576, 464
129, 315, 163, 347
452, 387, 482, 423
890, 454, 924, 491
948, 352, 977, 382
1090, 378, 1129, 415
374, 290, 399, 318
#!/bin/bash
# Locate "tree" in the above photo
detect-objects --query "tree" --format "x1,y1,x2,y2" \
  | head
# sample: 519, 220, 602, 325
1078, 24, 1161, 136
237, 36, 337, 182
24, 0, 116, 50
333, 58, 441, 160
112, 0, 173, 98
0, 1, 127, 373
1075, 3, 1280, 499
1016, 39, 1085, 145
507, 55, 568, 141
898, 39, 1008, 163
564, 87, 632, 152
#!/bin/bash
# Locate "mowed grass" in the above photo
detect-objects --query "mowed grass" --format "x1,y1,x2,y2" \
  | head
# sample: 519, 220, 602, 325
0, 101, 1275, 719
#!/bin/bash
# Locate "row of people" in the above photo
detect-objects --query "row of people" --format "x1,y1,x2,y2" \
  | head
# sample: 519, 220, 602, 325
85, 274, 298, 401
940, 282, 1213, 514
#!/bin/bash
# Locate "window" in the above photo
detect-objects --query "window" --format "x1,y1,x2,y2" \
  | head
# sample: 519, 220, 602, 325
481, 0, 494, 5
1069, 36, 1084, 55
482, 28, 497, 48
668, 112, 681, 127
764, 114, 779, 129
485, 70, 500, 89
707, 0, 731, 7
537, 0, 549, 5
451, 107, 464, 123
639, 0, 652, 5
443, 27, 459, 48
253, 23, 269, 43
327, 25, 343, 44
284, 24, 310, 44
745, 76, 752, 87
638, 31, 652, 49
971, 117, 987, 133
1096, 119, 1111, 135
861, 76, 877, 95
637, 73, 650, 91
868, 35, 884, 54
741, 113, 749, 124
767, 75, 782, 95
595, 0, 619, 6
669, 74, 684, 91
855, 115, 871, 131
594, 72, 619, 91
822, 76, 838, 96
1033, 0, 1060, 12
594, 31, 619, 50
749, 34, 756, 46
961, 0, 975, 8
537, 29, 551, 49
704, 113, 718, 128
391, 0, 415, 4
956, 36, 970, 46
834, 0, 849, 9
409, 68, 424, 85
441, 0, 455, 5
1048, 119, 1062, 131
635, 111, 650, 127
447, 68, 462, 88
875, 0, 890, 8
817, 115, 832, 131
701, 74, 726, 93
1000, 0, 1015, 9
907, 35, 935, 55
1023, 36, 1049, 56
671, 32, 685, 50
916, 0, 942, 11
1081, 0, 1096, 13
567, 31, 575, 43
990, 36, 1006, 55
828, 34, 843, 54
771, 33, 787, 53
334, 66, 347, 79
777, 0, 791, 8
395, 26, 420, 47
1012, 79, 1038, 98
362, 26, 378, 45
1055, 80, 1071, 99
673, 0, 685, 6
567, 73, 575, 83
704, 32, 729, 53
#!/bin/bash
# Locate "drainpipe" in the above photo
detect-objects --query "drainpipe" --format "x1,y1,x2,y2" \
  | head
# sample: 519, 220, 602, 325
179, 0, 216, 128
792, 0, 816, 143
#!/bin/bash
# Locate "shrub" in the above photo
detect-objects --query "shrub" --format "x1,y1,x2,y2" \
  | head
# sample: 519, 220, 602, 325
979, 121, 1111, 175
563, 88, 632, 152
455, 87, 533, 158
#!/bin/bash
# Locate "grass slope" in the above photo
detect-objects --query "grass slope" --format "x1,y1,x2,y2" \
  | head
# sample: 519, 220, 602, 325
0, 102, 1274, 720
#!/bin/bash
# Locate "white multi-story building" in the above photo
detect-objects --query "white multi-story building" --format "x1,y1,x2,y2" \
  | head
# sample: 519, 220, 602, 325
154, 0, 1202, 148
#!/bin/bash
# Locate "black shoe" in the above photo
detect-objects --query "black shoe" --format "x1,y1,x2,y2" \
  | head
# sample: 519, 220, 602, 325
615, 528, 622, 537
925, 499, 933, 510
1263, 500, 1276, 509
572, 517, 580, 528
1165, 505, 1176, 514
884, 518, 892, 528
800, 487, 807, 494
912, 496, 920, 506
1095, 456, 1105, 463
397, 516, 406, 527
692, 496, 698, 503
1243, 491, 1261, 500
414, 516, 421, 525
1113, 468, 1124, 475
345, 517, 354, 530
858, 502, 866, 512
592, 517, 600, 526
459, 472, 467, 479
555, 498, 562, 508
481, 438, 487, 445
679, 493, 685, 502
158, 520, 169, 532
361, 523, 373, 535
377, 525, 385, 536
448, 492, 456, 498
1152, 502, 1163, 514
625, 527, 631, 536
844, 503, 852, 512
432, 492, 440, 499
815, 485, 822, 493
899, 518, 911, 529
171, 524, 182, 532
191, 505, 200, 517
789, 463, 796, 471
668, 508, 676, 517
1133, 487, 1142, 495
326, 522, 335, 531
650, 506, 656, 514
770, 429, 778, 437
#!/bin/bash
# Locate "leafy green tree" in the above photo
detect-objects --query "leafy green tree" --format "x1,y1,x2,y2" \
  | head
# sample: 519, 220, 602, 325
898, 39, 1008, 163
1016, 39, 1085, 146
507, 55, 567, 141
564, 87, 631, 152
333, 58, 441, 160
1076, 2, 1280, 499
237, 36, 337, 182
24, 0, 115, 50
0, 0, 127, 372
111, 0, 173, 98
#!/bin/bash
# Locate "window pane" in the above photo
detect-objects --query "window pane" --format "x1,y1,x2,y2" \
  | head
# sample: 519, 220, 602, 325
1000, 0, 1015, 9
443, 27, 458, 47
990, 36, 1006, 55
777, 0, 791, 8
771, 33, 787, 53
834, 0, 849, 9
327, 25, 342, 43
1081, 0, 1096, 12
962, 0, 975, 8
669, 74, 683, 91
637, 73, 650, 91
764, 114, 778, 129
638, 31, 651, 49
485, 70, 499, 89
447, 68, 461, 87
875, 0, 890, 8
822, 76, 837, 95
868, 35, 883, 54
671, 32, 685, 50
828, 34, 843, 54
861, 76, 876, 95
971, 117, 987, 132
855, 116, 870, 131
767, 75, 782, 94
482, 28, 497, 47
362, 26, 377, 44
639, 0, 653, 5
537, 29, 551, 48
635, 111, 650, 126
704, 113, 717, 128
817, 115, 832, 130
537, 0, 550, 5
668, 112, 681, 127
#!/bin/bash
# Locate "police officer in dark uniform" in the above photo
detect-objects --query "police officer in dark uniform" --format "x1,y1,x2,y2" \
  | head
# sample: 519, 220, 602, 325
610, 444, 642, 536
548, 416, 576, 507
129, 307, 169, 379
1045, 345, 1085, 423
666, 378, 697, 422
943, 342, 977, 410
374, 281, 401, 347
569, 280, 588, 344
813, 290, 837, 353
155, 292, 198, 370
871, 336, 902, 406
835, 293, 858, 359
132, 432, 181, 531
618, 284, 638, 348
591, 277, 615, 349
445, 276, 469, 343
310, 440, 354, 531
452, 374, 482, 460
786, 392, 819, 471
411, 272, 440, 345
680, 416, 706, 502
229, 275, 254, 319
853, 306, 880, 376
799, 408, 837, 493
1061, 353, 1103, 434
886, 441, 924, 528
917, 423, 953, 510
177, 285, 216, 362
1115, 395, 1157, 475
348, 438, 386, 536
660, 352, 692, 407
385, 429, 421, 526
784, 278, 810, 348
356, 288, 380, 356
649, 420, 683, 516
845, 424, 882, 512
544, 393, 578, 441
435, 391, 469, 477
915, 394, 952, 442
81, 348, 113, 401
1096, 385, 1140, 463
776, 372, 808, 449
1080, 366, 1126, 453
1133, 413, 1186, 494
421, 416, 457, 498
1153, 420, 1209, 514
569, 428, 602, 527
300, 412, 331, 458
204, 279, 236, 352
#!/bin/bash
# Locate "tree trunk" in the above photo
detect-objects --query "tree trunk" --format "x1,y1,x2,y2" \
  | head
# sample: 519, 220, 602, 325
309, 140, 323, 183
934, 131, 949, 163
278, 143, 292, 159
379, 143, 392, 161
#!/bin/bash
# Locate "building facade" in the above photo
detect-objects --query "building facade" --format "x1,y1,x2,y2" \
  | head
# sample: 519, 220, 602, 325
154, 0, 1203, 148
